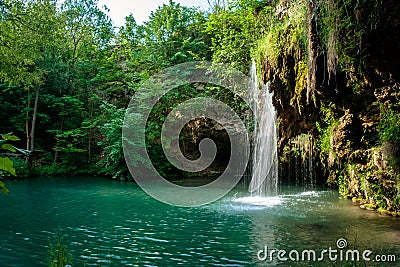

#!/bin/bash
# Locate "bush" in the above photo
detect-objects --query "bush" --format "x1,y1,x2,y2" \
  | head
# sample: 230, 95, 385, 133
97, 102, 130, 179
12, 158, 30, 178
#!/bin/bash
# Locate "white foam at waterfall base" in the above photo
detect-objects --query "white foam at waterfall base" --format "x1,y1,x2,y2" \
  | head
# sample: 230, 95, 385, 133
248, 62, 278, 197
232, 196, 283, 207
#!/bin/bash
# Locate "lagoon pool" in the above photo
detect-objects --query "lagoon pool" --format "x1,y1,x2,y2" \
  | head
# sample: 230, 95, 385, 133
0, 177, 399, 266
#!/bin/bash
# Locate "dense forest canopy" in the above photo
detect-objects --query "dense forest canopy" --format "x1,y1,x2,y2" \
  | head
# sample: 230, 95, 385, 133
0, 0, 399, 213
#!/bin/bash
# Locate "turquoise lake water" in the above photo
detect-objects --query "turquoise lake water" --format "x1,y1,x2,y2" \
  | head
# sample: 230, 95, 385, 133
0, 177, 399, 266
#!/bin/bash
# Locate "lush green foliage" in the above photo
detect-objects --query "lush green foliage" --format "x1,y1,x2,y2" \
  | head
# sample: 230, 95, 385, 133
1, 0, 399, 213
315, 103, 339, 158
379, 107, 400, 143
96, 102, 128, 179
319, 0, 382, 75
0, 0, 57, 85
204, 0, 268, 73
252, 0, 307, 88
0, 0, 214, 179
0, 133, 21, 193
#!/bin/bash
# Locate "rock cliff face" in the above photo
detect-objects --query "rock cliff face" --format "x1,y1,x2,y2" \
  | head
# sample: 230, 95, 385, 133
172, 0, 399, 213
261, 0, 400, 213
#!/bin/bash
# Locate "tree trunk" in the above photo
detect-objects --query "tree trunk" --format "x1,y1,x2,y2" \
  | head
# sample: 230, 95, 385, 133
54, 116, 63, 164
87, 98, 95, 164
30, 85, 40, 152
26, 89, 31, 151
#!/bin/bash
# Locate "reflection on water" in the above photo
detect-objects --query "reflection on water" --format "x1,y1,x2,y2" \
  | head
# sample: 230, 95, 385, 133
0, 177, 399, 266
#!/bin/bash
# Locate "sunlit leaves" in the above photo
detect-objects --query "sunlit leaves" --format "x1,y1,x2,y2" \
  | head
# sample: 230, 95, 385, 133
0, 132, 19, 193
1, 133, 20, 141
204, 2, 260, 73
60, 0, 113, 60
0, 157, 15, 176
0, 0, 58, 86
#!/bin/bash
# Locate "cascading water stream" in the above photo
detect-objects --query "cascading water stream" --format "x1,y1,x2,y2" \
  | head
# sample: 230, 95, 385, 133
248, 62, 279, 197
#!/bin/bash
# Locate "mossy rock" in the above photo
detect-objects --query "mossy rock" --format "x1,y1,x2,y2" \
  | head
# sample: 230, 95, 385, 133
377, 207, 400, 217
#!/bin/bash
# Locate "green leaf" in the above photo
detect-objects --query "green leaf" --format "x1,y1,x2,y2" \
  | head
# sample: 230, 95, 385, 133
0, 157, 16, 176
0, 181, 9, 195
1, 144, 16, 152
1, 134, 20, 141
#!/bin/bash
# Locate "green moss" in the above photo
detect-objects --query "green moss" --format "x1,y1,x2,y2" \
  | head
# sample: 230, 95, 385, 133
316, 103, 339, 158
227, 0, 400, 213
337, 172, 348, 197
364, 203, 376, 210
336, 149, 400, 212
252, 0, 307, 90
292, 60, 308, 113
379, 107, 400, 143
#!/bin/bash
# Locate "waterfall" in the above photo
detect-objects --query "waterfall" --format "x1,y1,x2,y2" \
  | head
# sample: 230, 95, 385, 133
248, 62, 279, 196
284, 133, 316, 190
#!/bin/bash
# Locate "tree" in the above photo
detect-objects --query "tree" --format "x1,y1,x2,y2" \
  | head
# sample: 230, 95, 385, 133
60, 0, 113, 61
1, 0, 115, 172
0, 0, 46, 86
0, 0, 61, 156
204, 0, 263, 73
206, 0, 227, 12
141, 0, 211, 65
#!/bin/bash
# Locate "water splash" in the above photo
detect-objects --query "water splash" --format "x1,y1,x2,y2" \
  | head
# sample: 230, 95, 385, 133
248, 62, 279, 196
233, 196, 283, 207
